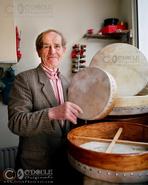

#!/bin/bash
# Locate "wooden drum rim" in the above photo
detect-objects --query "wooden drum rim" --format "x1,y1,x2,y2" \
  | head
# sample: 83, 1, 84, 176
68, 154, 148, 183
67, 122, 148, 172
90, 43, 148, 96
93, 71, 117, 119
68, 67, 117, 120
110, 95, 148, 115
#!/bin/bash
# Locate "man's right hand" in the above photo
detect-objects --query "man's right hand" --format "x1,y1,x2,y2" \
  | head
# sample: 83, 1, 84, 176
48, 101, 83, 124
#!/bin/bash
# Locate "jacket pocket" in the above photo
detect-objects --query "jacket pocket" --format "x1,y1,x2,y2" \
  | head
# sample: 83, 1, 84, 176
21, 150, 49, 169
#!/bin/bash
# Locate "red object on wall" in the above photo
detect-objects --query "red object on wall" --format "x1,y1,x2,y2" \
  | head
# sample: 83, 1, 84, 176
16, 26, 22, 62
71, 44, 87, 73
99, 25, 118, 34
71, 44, 80, 59
99, 24, 127, 35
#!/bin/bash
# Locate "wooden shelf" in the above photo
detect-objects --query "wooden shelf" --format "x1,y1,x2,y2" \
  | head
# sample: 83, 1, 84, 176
83, 31, 131, 43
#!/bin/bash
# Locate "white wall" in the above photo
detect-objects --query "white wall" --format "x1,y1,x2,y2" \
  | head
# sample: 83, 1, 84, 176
119, 0, 132, 29
137, 0, 148, 60
13, 0, 120, 77
0, 0, 121, 147
0, 0, 17, 63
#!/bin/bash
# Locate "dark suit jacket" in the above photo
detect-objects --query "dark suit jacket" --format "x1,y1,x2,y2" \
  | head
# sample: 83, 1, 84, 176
8, 64, 71, 170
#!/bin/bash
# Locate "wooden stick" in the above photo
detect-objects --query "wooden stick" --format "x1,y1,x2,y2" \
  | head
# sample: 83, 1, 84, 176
73, 135, 148, 147
106, 127, 123, 153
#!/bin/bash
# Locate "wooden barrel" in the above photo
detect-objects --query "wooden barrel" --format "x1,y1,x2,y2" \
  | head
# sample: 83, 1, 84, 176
90, 43, 148, 96
67, 122, 148, 183
68, 67, 117, 120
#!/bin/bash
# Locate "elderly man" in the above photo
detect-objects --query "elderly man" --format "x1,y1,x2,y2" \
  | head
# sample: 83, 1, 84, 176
8, 29, 83, 184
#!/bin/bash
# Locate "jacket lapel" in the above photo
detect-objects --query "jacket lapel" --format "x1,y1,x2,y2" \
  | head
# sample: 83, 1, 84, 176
59, 74, 71, 131
60, 74, 69, 102
37, 65, 69, 104
36, 65, 70, 132
36, 65, 58, 107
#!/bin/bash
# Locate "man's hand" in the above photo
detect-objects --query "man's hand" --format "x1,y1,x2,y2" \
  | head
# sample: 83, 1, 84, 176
48, 102, 83, 124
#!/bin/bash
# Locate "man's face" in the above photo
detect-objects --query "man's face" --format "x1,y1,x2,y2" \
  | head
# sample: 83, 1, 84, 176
39, 32, 66, 69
